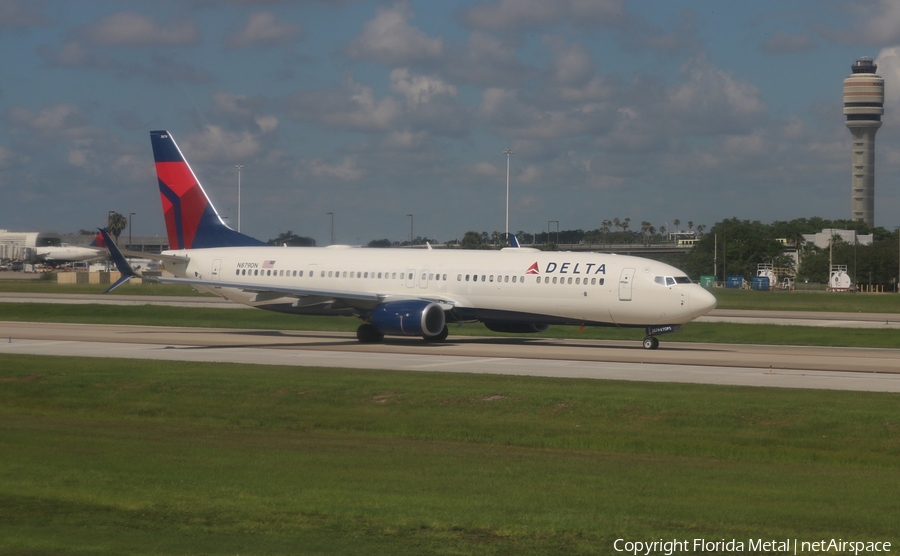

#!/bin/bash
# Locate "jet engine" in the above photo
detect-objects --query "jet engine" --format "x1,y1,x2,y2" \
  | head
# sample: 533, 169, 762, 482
483, 322, 550, 334
370, 300, 446, 337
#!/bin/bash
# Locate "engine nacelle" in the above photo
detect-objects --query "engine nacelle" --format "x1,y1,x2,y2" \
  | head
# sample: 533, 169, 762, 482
370, 300, 446, 337
483, 321, 550, 334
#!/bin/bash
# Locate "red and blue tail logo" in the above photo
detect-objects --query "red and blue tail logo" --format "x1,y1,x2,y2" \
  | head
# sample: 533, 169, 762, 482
150, 130, 264, 250
89, 232, 106, 248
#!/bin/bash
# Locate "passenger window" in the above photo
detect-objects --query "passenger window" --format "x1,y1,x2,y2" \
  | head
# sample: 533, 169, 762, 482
473, 275, 478, 282
512, 276, 516, 283
466, 275, 470, 281
458, 274, 462, 281
552, 277, 557, 284
599, 278, 605, 285
568, 277, 573, 285
489, 275, 494, 282
299, 270, 303, 277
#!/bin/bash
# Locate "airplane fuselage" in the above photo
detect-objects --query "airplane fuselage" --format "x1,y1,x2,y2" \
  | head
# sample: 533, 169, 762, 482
162, 246, 715, 328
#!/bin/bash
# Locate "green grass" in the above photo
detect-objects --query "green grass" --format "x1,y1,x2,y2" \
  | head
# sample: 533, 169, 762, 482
0, 278, 212, 296
1, 355, 898, 554
710, 287, 900, 312
2, 302, 900, 349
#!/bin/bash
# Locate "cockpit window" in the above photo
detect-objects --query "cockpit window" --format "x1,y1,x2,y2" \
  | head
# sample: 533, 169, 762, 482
657, 276, 692, 286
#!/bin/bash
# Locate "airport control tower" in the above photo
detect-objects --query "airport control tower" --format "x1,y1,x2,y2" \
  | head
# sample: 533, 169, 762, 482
843, 57, 884, 226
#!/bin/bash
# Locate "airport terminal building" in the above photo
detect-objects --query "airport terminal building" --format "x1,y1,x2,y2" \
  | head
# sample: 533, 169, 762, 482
0, 230, 61, 261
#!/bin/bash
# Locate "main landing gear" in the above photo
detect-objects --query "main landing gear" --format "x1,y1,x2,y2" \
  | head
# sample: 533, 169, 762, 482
356, 323, 450, 343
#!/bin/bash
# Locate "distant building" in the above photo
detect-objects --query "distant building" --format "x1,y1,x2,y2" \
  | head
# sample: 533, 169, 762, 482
802, 229, 873, 249
0, 230, 61, 261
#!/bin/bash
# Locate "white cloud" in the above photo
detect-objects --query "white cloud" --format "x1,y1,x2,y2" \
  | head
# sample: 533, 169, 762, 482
389, 68, 457, 106
876, 47, 900, 106
346, 4, 443, 65
855, 0, 900, 44
462, 0, 624, 31
181, 126, 262, 162
517, 164, 542, 183
8, 104, 85, 133
81, 12, 199, 47
667, 55, 765, 133
227, 12, 303, 48
307, 157, 364, 181
255, 115, 279, 134
383, 130, 426, 149
328, 82, 401, 131
471, 161, 502, 178
545, 38, 593, 87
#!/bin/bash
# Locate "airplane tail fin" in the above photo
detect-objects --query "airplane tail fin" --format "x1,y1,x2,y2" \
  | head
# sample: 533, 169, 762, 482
89, 231, 106, 248
150, 130, 265, 250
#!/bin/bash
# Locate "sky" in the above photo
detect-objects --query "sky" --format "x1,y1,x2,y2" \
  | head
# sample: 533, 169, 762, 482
3, 0, 900, 245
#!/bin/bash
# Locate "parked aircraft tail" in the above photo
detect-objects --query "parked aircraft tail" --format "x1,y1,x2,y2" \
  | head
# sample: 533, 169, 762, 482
150, 130, 265, 250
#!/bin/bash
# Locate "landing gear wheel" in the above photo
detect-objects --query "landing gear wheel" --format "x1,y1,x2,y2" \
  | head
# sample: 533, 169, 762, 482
423, 325, 449, 343
356, 323, 384, 344
642, 336, 659, 350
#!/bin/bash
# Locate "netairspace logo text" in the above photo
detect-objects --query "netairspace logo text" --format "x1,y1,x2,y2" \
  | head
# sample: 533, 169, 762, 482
613, 538, 892, 555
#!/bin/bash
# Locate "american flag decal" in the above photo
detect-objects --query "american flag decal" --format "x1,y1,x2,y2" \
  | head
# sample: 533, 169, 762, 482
262, 260, 276, 268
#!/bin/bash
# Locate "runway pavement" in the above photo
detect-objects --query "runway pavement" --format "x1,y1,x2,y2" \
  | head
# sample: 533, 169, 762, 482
4, 292, 900, 327
2, 321, 899, 392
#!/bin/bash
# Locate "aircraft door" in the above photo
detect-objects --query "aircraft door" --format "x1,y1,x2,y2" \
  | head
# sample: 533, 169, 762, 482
211, 259, 222, 280
419, 269, 429, 289
618, 267, 635, 301
405, 268, 416, 288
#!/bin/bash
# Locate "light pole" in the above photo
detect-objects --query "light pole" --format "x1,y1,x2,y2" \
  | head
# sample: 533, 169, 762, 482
128, 212, 135, 249
548, 220, 559, 247
235, 164, 243, 232
407, 214, 414, 246
327, 212, 334, 245
504, 149, 514, 244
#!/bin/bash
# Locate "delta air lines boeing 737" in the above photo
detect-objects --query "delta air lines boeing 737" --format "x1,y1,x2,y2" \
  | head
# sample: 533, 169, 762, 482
103, 130, 716, 349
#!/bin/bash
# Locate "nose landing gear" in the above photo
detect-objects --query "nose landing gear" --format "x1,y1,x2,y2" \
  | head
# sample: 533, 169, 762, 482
642, 324, 682, 350
642, 336, 659, 350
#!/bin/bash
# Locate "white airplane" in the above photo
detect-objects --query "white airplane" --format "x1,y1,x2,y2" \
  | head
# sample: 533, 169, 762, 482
103, 129, 716, 349
36, 232, 108, 264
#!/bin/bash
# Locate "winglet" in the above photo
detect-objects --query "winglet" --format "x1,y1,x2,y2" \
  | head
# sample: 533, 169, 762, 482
99, 228, 140, 293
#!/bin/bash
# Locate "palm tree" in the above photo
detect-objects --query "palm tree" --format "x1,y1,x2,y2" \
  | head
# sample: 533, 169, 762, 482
107, 212, 127, 242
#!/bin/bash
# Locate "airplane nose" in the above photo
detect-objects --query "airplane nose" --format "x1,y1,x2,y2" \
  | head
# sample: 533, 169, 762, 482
689, 286, 717, 318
